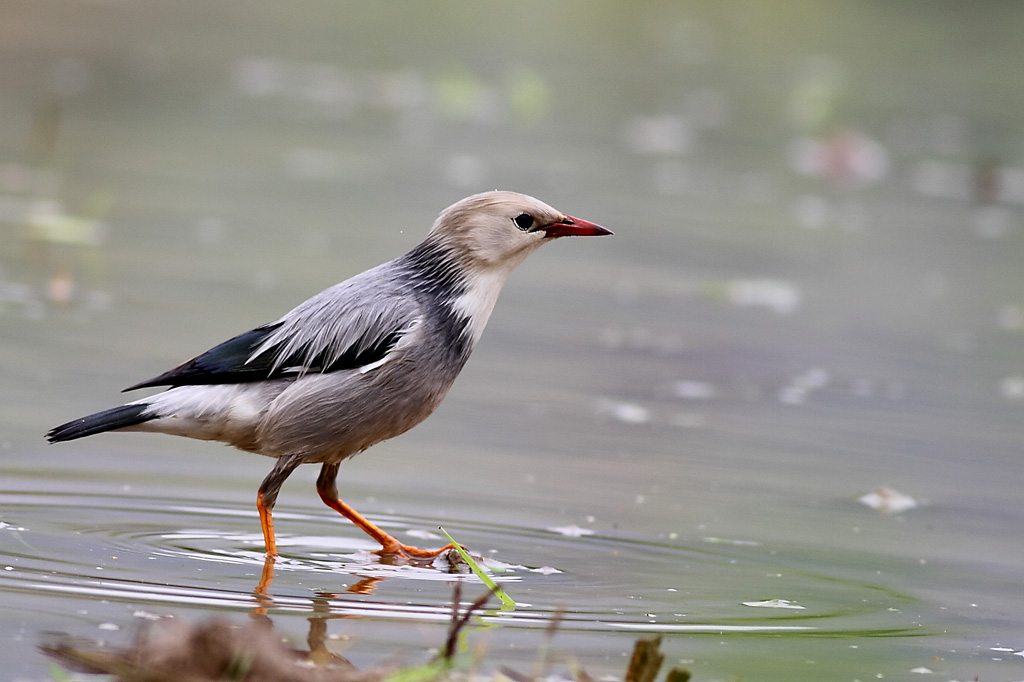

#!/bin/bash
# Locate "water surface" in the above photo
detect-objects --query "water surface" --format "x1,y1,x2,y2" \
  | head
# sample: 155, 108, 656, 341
3, 3, 1024, 681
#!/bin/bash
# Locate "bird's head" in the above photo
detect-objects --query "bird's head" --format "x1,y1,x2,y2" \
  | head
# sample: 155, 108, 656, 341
428, 191, 611, 271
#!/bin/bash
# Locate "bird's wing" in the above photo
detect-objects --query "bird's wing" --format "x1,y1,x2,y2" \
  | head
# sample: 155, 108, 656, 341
124, 278, 422, 391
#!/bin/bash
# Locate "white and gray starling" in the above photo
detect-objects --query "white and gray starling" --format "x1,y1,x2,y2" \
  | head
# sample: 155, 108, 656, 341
47, 191, 611, 559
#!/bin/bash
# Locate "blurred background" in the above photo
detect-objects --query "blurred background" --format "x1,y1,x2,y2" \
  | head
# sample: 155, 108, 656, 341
2, 2, 1024, 681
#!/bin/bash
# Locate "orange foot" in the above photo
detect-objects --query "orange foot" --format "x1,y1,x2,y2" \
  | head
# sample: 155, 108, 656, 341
376, 540, 457, 560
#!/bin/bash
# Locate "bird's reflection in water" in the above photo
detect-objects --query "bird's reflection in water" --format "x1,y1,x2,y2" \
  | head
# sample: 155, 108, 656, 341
347, 576, 386, 595
250, 581, 364, 671
254, 547, 462, 608
305, 593, 360, 669
249, 563, 470, 677
45, 569, 501, 681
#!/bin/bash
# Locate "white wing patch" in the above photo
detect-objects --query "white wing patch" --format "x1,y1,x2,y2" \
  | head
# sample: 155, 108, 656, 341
358, 356, 390, 374
358, 316, 423, 375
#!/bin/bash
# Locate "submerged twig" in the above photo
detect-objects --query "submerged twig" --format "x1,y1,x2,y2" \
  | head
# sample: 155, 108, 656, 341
441, 582, 495, 662
624, 636, 665, 682
622, 636, 690, 682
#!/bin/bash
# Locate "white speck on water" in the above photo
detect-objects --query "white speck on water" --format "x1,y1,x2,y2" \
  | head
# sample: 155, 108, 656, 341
704, 537, 760, 546
548, 524, 595, 538
672, 380, 717, 400
999, 376, 1024, 400
859, 486, 918, 514
594, 398, 650, 424
742, 599, 806, 610
98, 623, 120, 631
530, 566, 562, 575
132, 610, 165, 621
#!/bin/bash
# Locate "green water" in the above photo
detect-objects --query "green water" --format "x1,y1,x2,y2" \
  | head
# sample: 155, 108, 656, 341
2, 2, 1024, 680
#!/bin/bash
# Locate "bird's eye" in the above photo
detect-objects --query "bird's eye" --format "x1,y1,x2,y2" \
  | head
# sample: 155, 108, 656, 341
513, 213, 535, 231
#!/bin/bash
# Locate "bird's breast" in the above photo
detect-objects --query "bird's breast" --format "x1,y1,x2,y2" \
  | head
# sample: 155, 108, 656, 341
254, 316, 472, 463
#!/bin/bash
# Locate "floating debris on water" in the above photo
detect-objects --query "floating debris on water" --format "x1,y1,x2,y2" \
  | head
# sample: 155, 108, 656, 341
858, 486, 918, 514
131, 611, 165, 622
741, 599, 806, 610
530, 565, 562, 575
548, 524, 596, 538
989, 646, 1024, 657
703, 537, 760, 547
594, 398, 652, 424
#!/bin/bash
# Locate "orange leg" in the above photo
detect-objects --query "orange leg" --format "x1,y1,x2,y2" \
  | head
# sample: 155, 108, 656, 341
256, 454, 304, 559
256, 491, 279, 557
254, 554, 276, 605
316, 462, 454, 559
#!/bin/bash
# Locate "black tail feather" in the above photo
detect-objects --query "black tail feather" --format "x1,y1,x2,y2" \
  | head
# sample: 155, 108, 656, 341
46, 404, 155, 443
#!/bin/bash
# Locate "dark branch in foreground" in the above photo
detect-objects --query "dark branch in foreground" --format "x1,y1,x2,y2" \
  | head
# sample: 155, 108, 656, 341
41, 590, 692, 682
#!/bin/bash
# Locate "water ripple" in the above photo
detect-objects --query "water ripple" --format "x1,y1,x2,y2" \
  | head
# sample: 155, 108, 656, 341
0, 490, 925, 637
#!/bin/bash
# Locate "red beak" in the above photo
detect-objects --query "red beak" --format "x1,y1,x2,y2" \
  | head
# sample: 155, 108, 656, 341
541, 214, 613, 238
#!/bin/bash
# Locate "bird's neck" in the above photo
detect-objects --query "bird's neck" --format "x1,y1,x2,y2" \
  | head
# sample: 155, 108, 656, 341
402, 238, 516, 348
448, 266, 514, 347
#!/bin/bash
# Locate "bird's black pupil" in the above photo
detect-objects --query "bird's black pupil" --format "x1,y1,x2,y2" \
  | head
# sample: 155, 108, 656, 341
514, 213, 534, 230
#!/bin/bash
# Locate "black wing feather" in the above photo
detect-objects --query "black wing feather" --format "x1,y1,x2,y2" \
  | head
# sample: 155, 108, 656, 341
123, 321, 403, 391
123, 324, 284, 391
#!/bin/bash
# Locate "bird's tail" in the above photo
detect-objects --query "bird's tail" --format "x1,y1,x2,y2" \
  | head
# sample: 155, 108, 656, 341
46, 404, 156, 443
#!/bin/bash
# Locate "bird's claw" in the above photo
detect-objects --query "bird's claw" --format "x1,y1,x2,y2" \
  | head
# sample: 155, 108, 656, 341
375, 541, 459, 560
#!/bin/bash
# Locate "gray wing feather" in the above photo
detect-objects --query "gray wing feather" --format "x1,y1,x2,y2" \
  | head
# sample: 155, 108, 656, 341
251, 266, 423, 377
124, 263, 423, 389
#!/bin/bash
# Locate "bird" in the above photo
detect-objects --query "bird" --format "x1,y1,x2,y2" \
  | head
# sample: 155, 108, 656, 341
46, 191, 611, 560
